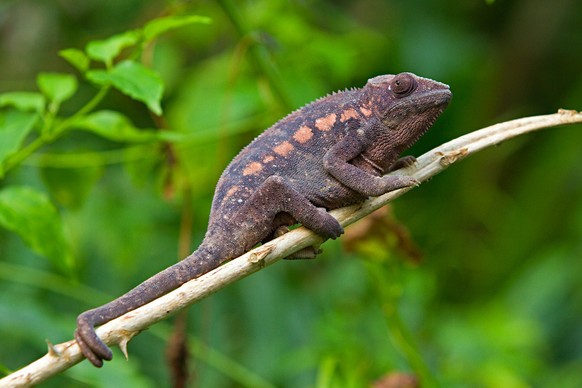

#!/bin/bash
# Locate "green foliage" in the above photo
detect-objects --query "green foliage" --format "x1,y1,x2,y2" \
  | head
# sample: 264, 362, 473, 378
143, 15, 212, 42
0, 186, 73, 272
1, 1, 581, 387
0, 110, 38, 170
72, 110, 159, 142
87, 61, 164, 115
85, 31, 141, 66
37, 72, 78, 107
59, 49, 91, 73
0, 92, 45, 113
0, 11, 209, 266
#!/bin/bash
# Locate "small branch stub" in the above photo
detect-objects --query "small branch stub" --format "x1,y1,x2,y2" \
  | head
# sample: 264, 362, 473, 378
247, 245, 273, 265
437, 147, 469, 166
118, 335, 131, 361
46, 340, 60, 358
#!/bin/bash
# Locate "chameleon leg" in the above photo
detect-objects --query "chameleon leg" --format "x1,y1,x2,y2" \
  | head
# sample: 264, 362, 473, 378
270, 225, 322, 259
231, 175, 344, 243
284, 245, 322, 259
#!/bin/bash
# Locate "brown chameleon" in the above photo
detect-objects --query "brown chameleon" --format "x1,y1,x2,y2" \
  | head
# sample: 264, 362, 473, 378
75, 72, 452, 366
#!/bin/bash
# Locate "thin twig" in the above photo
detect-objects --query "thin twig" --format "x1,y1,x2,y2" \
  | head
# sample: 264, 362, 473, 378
1, 109, 581, 387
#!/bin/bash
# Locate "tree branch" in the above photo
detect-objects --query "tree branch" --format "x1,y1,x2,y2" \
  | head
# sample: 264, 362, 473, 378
1, 109, 581, 387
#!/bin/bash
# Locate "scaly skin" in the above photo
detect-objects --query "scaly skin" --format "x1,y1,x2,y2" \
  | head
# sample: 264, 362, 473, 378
75, 72, 452, 367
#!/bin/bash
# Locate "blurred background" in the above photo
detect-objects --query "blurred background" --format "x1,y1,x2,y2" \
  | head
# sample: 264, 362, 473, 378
1, 0, 581, 387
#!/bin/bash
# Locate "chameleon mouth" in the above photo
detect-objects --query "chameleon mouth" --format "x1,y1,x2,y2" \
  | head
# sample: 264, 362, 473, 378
404, 89, 452, 144
390, 87, 452, 117
415, 88, 452, 111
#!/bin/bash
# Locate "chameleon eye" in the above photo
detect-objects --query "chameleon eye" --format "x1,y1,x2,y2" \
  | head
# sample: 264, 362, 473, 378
391, 74, 417, 97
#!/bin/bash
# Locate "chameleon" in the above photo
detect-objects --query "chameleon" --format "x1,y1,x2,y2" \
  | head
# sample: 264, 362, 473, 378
75, 72, 452, 367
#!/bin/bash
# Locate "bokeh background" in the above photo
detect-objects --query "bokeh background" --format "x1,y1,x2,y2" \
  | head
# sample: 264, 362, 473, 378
1, 0, 582, 387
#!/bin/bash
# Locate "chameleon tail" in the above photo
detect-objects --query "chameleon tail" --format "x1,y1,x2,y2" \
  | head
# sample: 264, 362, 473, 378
74, 244, 220, 367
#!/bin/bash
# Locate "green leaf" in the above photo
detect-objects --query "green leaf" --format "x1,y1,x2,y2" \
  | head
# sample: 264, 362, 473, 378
0, 92, 45, 113
0, 110, 39, 169
0, 186, 73, 272
72, 110, 159, 142
85, 30, 140, 66
143, 14, 212, 43
87, 61, 164, 115
37, 73, 78, 105
85, 69, 109, 86
59, 48, 90, 73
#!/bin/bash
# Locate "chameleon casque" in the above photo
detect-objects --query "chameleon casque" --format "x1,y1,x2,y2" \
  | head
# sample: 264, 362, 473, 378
75, 72, 452, 367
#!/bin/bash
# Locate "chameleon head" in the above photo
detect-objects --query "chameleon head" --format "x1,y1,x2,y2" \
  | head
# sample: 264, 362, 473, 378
363, 72, 452, 149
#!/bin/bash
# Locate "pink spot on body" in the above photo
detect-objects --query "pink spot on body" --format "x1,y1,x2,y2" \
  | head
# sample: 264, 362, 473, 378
243, 162, 263, 176
340, 108, 359, 122
360, 107, 372, 117
293, 126, 314, 144
315, 113, 337, 131
225, 186, 239, 197
273, 141, 294, 157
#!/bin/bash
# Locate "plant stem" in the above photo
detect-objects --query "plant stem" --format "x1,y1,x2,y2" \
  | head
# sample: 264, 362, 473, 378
2, 86, 110, 174
55, 86, 110, 135
3, 136, 47, 173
